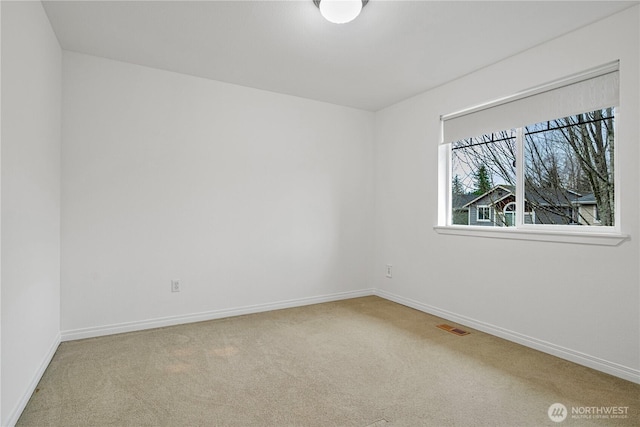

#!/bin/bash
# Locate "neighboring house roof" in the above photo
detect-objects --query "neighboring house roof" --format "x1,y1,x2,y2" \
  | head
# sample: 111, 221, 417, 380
462, 184, 581, 209
452, 193, 476, 210
575, 193, 596, 204
526, 187, 580, 207
461, 185, 514, 209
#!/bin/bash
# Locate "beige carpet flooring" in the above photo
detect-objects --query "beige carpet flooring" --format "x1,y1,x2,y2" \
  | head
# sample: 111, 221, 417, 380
17, 296, 640, 426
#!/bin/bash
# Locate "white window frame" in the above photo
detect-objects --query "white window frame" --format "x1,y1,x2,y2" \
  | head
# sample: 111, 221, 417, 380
477, 205, 491, 222
435, 62, 627, 246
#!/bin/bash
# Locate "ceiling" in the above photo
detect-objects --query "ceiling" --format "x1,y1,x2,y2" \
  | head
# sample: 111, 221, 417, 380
42, 0, 637, 111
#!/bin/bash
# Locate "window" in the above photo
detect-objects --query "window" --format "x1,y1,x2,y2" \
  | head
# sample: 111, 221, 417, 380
477, 206, 491, 222
524, 110, 614, 226
503, 202, 515, 227
437, 62, 626, 245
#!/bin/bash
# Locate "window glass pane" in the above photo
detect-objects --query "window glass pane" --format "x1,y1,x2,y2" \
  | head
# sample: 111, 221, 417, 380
451, 130, 516, 226
524, 108, 615, 226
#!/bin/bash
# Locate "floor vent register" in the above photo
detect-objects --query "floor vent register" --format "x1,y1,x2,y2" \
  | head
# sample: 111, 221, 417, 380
436, 324, 470, 336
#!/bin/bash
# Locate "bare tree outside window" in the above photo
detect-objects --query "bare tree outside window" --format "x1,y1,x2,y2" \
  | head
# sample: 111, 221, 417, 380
451, 130, 516, 226
450, 108, 615, 227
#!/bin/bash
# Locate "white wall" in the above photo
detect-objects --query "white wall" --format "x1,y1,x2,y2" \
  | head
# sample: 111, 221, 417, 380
373, 6, 640, 382
1, 1, 62, 425
61, 52, 374, 335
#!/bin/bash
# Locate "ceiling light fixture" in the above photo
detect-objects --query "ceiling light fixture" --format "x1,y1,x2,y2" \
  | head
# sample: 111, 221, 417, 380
314, 0, 369, 24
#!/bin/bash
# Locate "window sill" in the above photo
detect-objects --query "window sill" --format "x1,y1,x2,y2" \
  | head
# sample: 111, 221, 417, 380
433, 225, 628, 246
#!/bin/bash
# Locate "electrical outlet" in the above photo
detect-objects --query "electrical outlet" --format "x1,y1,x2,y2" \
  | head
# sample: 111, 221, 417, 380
171, 280, 181, 292
385, 265, 392, 278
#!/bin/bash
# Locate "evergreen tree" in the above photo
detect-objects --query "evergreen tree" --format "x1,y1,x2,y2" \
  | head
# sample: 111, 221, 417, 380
452, 175, 465, 195
473, 165, 492, 195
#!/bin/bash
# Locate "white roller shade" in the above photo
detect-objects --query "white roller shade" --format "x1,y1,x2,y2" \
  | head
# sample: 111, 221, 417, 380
442, 62, 619, 144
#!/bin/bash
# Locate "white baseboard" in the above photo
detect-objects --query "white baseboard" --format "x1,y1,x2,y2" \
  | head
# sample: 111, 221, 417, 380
61, 288, 376, 342
5, 332, 61, 427
374, 289, 640, 384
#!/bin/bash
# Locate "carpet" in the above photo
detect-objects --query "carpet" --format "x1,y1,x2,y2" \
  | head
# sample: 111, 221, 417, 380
17, 296, 640, 426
